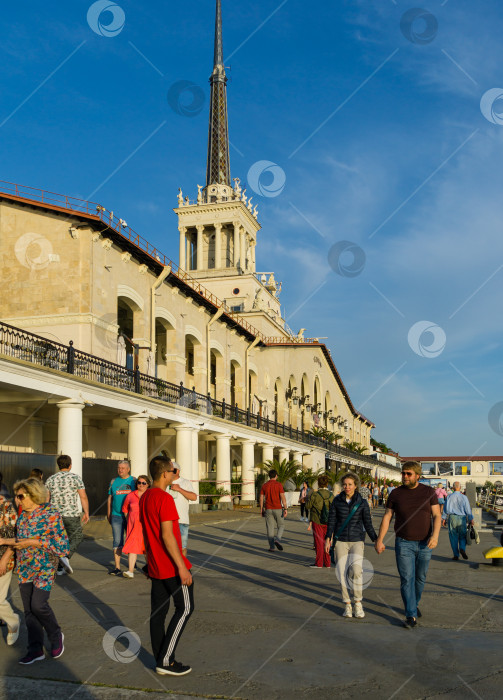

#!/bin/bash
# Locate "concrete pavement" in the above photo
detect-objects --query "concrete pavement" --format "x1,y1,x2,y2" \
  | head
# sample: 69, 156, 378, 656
0, 507, 501, 699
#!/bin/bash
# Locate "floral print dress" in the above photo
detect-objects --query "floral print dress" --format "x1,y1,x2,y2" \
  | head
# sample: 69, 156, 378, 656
16, 503, 69, 591
0, 495, 17, 572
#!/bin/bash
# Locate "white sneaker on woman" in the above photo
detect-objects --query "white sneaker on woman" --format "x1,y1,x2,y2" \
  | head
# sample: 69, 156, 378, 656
354, 601, 365, 618
123, 571, 134, 578
342, 603, 353, 618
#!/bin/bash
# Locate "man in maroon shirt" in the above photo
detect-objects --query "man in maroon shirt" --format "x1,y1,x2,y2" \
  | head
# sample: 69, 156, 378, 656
140, 456, 194, 676
375, 461, 441, 629
259, 469, 288, 552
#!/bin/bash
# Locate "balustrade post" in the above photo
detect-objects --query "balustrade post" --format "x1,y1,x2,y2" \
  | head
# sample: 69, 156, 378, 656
134, 368, 141, 393
257, 413, 261, 430
234, 402, 238, 421
179, 381, 184, 400
247, 406, 251, 426
67, 340, 75, 374
222, 398, 226, 420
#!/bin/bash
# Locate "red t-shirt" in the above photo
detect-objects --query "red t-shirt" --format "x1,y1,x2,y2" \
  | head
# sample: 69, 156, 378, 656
139, 487, 192, 579
260, 479, 285, 510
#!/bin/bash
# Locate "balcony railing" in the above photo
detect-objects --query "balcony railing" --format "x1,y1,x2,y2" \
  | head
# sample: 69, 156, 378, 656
0, 319, 392, 470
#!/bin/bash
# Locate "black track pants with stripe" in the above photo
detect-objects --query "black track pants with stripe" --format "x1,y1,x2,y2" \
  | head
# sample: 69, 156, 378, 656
150, 576, 195, 667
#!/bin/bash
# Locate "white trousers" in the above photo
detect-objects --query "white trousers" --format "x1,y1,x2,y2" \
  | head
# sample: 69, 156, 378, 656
335, 540, 365, 603
0, 570, 19, 628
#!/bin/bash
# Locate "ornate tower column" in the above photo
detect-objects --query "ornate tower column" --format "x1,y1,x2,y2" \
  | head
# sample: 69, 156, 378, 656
179, 226, 186, 270
196, 225, 204, 270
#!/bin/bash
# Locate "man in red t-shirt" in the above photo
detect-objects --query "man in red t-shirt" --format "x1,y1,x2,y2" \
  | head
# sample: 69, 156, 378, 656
140, 456, 194, 677
259, 469, 288, 552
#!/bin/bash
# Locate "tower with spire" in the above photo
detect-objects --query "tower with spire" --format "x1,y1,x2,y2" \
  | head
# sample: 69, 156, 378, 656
174, 0, 286, 338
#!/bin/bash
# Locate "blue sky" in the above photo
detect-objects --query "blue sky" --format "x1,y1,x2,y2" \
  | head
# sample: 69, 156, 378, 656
2, 0, 503, 456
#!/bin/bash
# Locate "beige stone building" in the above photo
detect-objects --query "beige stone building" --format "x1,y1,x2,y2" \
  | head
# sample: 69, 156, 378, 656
0, 2, 397, 507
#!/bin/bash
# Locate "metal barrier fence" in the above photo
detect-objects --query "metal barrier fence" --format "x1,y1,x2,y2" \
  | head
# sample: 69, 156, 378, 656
0, 319, 391, 469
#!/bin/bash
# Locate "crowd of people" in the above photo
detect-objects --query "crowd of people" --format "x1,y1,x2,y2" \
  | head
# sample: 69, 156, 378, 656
0, 456, 196, 676
0, 457, 478, 677
261, 464, 476, 628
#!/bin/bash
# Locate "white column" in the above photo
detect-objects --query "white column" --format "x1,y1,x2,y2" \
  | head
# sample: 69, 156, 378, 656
214, 223, 222, 269
240, 228, 246, 272
261, 443, 274, 465
127, 414, 149, 478
179, 227, 186, 270
233, 221, 240, 269
57, 400, 84, 478
28, 421, 44, 454
186, 235, 191, 270
196, 225, 204, 271
251, 240, 256, 272
241, 439, 256, 504
175, 426, 193, 476
278, 448, 290, 464
216, 434, 231, 503
293, 451, 303, 468
191, 428, 199, 501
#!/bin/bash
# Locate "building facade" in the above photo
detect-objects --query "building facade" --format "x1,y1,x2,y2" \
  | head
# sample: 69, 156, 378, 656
0, 1, 396, 502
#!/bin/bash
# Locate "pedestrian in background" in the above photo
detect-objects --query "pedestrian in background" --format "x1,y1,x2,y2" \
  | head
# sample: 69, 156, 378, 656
298, 481, 309, 522
260, 469, 287, 552
46, 455, 89, 576
168, 462, 197, 557
107, 460, 136, 576
0, 493, 20, 646
307, 474, 333, 568
442, 482, 474, 561
121, 474, 151, 578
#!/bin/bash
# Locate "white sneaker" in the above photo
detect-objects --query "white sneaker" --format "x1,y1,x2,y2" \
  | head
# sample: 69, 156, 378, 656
354, 601, 365, 618
59, 557, 73, 574
123, 571, 134, 578
7, 616, 20, 646
342, 603, 353, 618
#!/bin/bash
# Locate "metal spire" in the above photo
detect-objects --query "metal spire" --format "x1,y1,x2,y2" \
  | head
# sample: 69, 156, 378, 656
206, 0, 231, 187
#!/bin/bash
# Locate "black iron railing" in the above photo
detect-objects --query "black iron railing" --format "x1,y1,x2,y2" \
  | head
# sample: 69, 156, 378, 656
0, 320, 393, 469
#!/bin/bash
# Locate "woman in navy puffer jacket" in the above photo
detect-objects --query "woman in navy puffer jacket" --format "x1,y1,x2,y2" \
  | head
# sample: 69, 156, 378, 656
325, 472, 377, 619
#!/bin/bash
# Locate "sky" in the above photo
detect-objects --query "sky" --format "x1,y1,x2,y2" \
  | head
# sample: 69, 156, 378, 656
1, 0, 503, 456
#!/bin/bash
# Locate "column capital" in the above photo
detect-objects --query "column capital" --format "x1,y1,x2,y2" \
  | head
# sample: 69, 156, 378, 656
56, 400, 85, 411
174, 424, 197, 433
127, 413, 150, 423
196, 224, 205, 232
214, 222, 222, 231
239, 437, 256, 445
178, 226, 187, 234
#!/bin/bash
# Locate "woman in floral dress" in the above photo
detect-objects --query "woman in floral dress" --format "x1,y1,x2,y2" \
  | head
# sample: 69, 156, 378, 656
0, 477, 69, 665
121, 474, 150, 578
0, 493, 19, 645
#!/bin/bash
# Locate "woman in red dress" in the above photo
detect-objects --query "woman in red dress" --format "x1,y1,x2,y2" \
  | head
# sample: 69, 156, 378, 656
121, 475, 150, 578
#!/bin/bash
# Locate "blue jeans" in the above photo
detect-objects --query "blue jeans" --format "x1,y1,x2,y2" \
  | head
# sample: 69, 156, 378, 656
111, 514, 127, 549
447, 515, 467, 557
179, 523, 189, 550
395, 537, 432, 619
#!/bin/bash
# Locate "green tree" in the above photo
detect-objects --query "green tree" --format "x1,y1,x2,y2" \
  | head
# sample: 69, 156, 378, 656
258, 458, 301, 486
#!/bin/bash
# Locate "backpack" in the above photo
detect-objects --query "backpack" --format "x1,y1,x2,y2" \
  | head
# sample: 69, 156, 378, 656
317, 490, 332, 525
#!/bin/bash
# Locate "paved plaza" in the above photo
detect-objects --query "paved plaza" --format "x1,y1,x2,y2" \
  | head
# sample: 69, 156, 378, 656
0, 508, 501, 700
